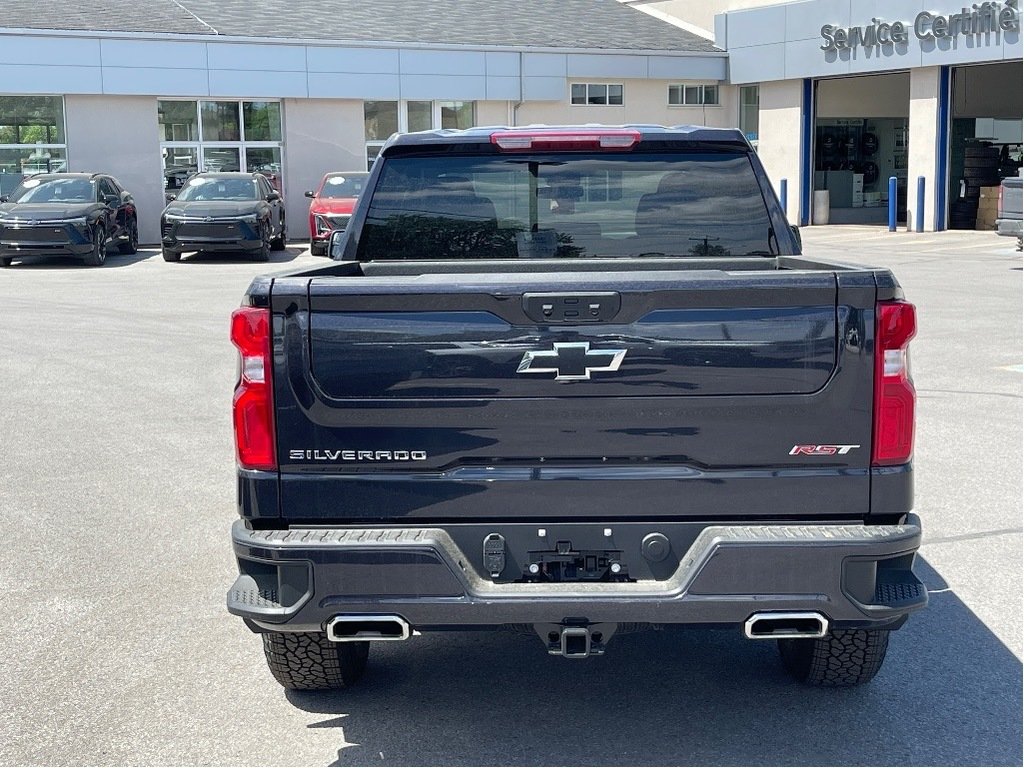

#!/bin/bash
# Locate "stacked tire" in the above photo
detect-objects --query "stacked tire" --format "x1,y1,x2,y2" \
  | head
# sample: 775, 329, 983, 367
952, 144, 1001, 230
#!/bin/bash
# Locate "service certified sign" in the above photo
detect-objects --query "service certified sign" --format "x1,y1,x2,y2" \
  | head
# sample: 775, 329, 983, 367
820, 0, 1020, 51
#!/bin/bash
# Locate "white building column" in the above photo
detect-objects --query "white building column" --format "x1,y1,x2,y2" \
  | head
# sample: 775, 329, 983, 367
756, 80, 804, 225
908, 67, 943, 232
65, 95, 165, 245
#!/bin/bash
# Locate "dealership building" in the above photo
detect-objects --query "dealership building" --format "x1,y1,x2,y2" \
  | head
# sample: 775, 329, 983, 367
0, 0, 1019, 243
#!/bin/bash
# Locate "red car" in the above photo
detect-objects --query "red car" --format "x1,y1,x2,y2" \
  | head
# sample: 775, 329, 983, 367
305, 171, 369, 255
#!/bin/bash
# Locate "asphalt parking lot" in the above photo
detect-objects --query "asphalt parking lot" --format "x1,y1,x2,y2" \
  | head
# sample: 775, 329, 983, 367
0, 229, 1020, 767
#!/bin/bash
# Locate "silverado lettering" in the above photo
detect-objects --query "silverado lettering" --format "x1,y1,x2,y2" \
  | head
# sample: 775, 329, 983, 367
288, 449, 427, 461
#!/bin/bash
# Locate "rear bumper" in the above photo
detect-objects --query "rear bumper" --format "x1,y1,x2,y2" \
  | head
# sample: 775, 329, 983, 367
227, 515, 926, 632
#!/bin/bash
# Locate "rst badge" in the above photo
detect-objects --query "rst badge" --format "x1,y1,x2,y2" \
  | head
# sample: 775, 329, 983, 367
790, 444, 860, 456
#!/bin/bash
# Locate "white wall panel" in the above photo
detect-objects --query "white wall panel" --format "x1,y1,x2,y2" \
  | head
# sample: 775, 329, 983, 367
523, 53, 567, 77
0, 35, 99, 66
786, 0, 849, 42
400, 74, 486, 100
399, 50, 486, 77
522, 75, 566, 101
207, 43, 306, 72
207, 70, 307, 98
730, 44, 786, 84
101, 67, 209, 97
648, 55, 727, 80
306, 47, 399, 74
100, 39, 207, 69
0, 64, 102, 94
485, 76, 520, 101
727, 5, 787, 49
486, 52, 520, 77
307, 72, 400, 99
567, 54, 647, 79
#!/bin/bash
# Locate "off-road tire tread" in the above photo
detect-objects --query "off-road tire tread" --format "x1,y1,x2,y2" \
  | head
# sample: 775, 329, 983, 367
778, 629, 889, 687
262, 631, 368, 691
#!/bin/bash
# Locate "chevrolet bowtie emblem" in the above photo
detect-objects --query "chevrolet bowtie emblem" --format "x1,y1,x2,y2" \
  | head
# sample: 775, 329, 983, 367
517, 342, 627, 381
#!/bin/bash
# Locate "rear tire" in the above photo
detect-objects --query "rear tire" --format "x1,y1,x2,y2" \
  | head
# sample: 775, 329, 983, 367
262, 632, 369, 691
82, 226, 107, 267
310, 241, 327, 257
0, 256, 11, 267
778, 629, 890, 687
161, 247, 181, 262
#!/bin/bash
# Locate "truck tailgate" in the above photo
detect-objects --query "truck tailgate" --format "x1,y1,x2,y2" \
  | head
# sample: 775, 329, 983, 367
271, 268, 877, 522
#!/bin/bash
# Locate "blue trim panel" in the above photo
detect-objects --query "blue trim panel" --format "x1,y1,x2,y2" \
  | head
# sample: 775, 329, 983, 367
935, 66, 951, 232
800, 78, 814, 227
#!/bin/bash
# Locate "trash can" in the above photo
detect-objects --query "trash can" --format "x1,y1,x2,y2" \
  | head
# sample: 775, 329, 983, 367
812, 190, 830, 225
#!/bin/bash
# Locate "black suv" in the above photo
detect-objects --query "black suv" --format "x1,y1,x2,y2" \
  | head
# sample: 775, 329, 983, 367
0, 173, 139, 267
160, 172, 286, 262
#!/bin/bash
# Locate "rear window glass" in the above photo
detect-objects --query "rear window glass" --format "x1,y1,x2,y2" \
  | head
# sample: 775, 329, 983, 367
355, 152, 774, 260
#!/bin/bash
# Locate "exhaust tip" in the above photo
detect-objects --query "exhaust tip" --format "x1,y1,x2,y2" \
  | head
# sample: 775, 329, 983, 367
326, 614, 411, 642
744, 612, 829, 640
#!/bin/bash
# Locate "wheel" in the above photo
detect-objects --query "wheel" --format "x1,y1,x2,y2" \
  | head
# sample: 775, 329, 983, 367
161, 247, 181, 262
254, 223, 271, 262
270, 217, 287, 251
0, 256, 11, 267
83, 226, 107, 266
778, 629, 890, 687
119, 218, 139, 255
310, 241, 327, 257
261, 632, 369, 691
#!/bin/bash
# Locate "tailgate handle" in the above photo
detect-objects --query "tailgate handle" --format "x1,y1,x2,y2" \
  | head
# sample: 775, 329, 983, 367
522, 292, 621, 323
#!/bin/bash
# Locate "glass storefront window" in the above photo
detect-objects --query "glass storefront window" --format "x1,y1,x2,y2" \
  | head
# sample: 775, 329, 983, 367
0, 96, 67, 196
162, 146, 199, 193
363, 101, 477, 170
159, 99, 283, 197
364, 101, 399, 141
245, 146, 282, 189
0, 96, 65, 145
200, 101, 241, 142
0, 146, 67, 195
158, 100, 199, 142
242, 101, 282, 142
740, 86, 759, 145
407, 101, 433, 133
440, 101, 474, 129
201, 146, 240, 173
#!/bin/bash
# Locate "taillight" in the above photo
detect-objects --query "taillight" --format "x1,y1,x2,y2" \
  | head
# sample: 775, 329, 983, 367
490, 129, 641, 152
872, 301, 917, 466
230, 307, 276, 470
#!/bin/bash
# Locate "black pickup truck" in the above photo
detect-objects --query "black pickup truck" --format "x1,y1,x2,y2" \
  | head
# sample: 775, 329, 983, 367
227, 126, 925, 690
